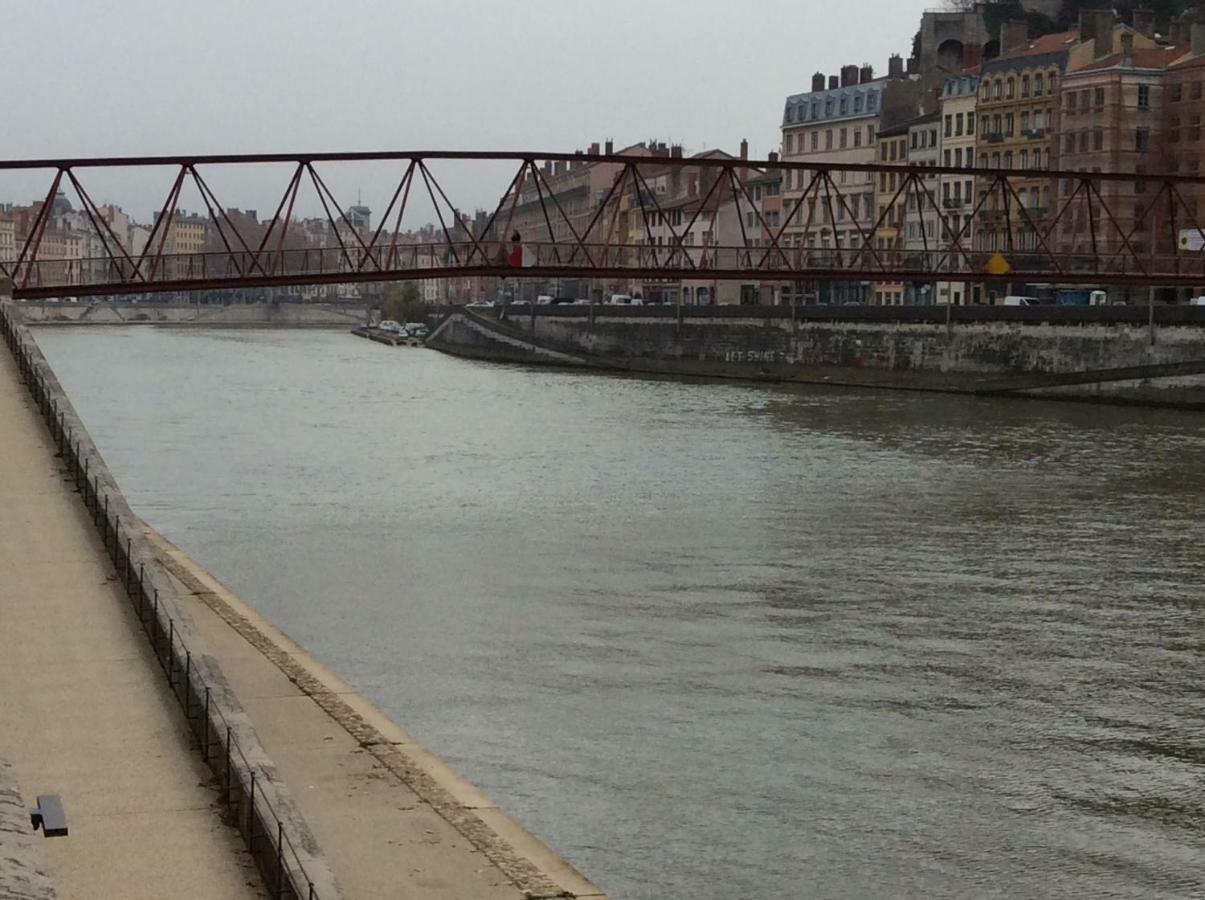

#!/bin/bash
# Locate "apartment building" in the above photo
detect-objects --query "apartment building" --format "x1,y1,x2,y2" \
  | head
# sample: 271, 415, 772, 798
633, 148, 745, 305
0, 217, 15, 268
1058, 20, 1174, 273
872, 123, 909, 305
975, 23, 1072, 271
743, 166, 785, 304
505, 140, 639, 300
781, 63, 885, 304
904, 112, 941, 304
1165, 26, 1205, 266
937, 72, 980, 305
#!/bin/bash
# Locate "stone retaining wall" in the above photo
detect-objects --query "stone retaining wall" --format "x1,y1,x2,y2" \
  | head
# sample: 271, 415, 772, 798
0, 300, 340, 900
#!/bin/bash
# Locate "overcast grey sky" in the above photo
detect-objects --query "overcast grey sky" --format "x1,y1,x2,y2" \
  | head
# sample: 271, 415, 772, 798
3, 0, 929, 224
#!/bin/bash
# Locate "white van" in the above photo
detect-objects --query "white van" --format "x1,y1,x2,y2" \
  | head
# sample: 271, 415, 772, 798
1089, 290, 1108, 306
1189, 296, 1205, 306
1003, 296, 1039, 307
608, 294, 633, 305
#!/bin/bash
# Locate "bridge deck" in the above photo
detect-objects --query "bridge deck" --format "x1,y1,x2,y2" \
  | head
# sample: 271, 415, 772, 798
0, 343, 260, 898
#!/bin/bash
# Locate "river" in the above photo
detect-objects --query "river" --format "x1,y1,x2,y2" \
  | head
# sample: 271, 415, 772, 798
36, 326, 1205, 899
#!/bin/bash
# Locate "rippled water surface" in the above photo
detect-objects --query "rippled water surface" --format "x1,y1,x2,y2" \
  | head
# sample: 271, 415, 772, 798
36, 327, 1205, 899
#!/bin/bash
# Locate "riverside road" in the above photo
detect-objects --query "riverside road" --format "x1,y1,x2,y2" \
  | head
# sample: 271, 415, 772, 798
34, 326, 1205, 900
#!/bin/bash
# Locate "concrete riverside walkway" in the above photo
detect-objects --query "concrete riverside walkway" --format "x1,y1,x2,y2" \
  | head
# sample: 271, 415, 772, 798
0, 347, 263, 899
150, 531, 608, 900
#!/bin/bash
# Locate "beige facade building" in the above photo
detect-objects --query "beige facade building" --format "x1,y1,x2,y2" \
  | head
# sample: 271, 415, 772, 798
975, 24, 1072, 276
0, 217, 15, 268
872, 123, 909, 305
937, 72, 980, 304
781, 65, 881, 303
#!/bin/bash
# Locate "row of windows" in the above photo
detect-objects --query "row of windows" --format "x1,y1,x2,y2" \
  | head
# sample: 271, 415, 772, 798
784, 194, 877, 224
943, 112, 976, 138
1063, 129, 1106, 153
942, 147, 976, 167
981, 110, 1054, 137
744, 210, 782, 228
1065, 87, 1106, 113
980, 70, 1058, 103
911, 128, 939, 150
785, 124, 878, 154
983, 148, 1049, 169
1065, 84, 1150, 111
881, 138, 907, 162
1167, 117, 1202, 142
784, 90, 880, 124
1169, 80, 1204, 102
784, 168, 874, 190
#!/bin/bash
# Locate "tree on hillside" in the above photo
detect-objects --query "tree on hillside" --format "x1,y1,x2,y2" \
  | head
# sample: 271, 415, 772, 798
381, 282, 425, 323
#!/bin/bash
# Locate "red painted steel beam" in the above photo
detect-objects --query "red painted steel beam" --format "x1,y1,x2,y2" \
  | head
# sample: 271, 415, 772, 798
0, 150, 1199, 186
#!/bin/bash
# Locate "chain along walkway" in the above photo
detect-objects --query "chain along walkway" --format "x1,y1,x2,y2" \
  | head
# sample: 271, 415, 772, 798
0, 342, 263, 899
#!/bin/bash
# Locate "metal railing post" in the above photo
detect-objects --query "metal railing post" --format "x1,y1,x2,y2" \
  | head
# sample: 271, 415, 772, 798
247, 771, 256, 851
224, 726, 232, 803
276, 822, 284, 899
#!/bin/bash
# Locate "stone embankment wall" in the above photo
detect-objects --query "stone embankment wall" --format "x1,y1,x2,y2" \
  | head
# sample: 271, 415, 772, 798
17, 300, 368, 327
427, 307, 1205, 407
0, 301, 340, 899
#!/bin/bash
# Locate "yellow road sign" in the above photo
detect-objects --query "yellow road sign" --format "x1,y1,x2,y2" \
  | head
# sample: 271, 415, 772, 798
985, 253, 1011, 276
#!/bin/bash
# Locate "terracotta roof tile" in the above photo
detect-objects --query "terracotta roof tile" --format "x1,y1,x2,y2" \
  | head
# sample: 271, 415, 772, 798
998, 29, 1079, 60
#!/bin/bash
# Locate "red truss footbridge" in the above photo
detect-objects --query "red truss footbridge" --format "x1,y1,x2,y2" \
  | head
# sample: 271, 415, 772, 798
3, 149, 1205, 299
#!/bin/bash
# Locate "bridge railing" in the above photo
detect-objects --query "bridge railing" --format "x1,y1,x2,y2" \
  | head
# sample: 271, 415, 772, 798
10, 242, 1203, 295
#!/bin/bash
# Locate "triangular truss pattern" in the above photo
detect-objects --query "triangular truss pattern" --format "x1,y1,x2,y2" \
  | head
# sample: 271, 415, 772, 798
3, 152, 1203, 298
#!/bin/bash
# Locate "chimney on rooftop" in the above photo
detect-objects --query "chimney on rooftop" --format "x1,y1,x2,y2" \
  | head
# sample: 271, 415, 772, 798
1080, 9, 1115, 59
812, 71, 826, 91
554, 160, 566, 176
963, 42, 982, 70
828, 74, 839, 89
605, 138, 614, 154
841, 64, 859, 87
768, 150, 779, 163
1193, 21, 1205, 57
671, 144, 683, 158
906, 56, 918, 75
859, 64, 874, 84
590, 142, 600, 155
740, 138, 748, 160
1001, 19, 1029, 55
1132, 8, 1155, 37
1172, 18, 1192, 47
1120, 30, 1134, 66
888, 54, 904, 78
